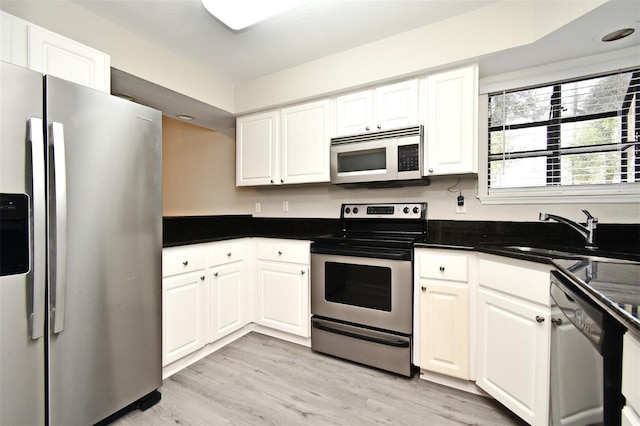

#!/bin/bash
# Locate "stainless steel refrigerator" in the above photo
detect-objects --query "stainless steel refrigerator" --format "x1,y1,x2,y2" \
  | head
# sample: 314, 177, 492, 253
0, 60, 162, 425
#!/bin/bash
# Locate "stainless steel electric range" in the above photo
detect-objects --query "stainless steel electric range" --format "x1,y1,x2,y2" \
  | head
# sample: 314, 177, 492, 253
310, 202, 427, 377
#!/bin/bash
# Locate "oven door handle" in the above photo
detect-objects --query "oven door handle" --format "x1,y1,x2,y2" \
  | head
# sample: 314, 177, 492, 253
312, 319, 409, 348
311, 245, 410, 260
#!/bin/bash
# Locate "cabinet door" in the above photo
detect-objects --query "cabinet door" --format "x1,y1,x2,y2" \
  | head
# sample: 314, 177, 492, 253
256, 262, 309, 337
209, 261, 247, 342
162, 271, 207, 366
236, 110, 279, 186
425, 65, 477, 175
375, 79, 419, 131
281, 99, 331, 184
419, 281, 469, 379
27, 25, 110, 92
335, 90, 374, 136
476, 288, 550, 425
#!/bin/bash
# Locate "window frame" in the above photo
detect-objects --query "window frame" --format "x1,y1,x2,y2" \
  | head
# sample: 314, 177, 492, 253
478, 68, 640, 205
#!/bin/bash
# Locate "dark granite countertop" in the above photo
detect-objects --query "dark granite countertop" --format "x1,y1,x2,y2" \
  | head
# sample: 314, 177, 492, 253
163, 215, 640, 335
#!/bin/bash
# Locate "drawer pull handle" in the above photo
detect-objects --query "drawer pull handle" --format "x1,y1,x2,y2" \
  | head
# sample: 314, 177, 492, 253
183, 261, 188, 266
551, 318, 563, 326
278, 251, 282, 255
227, 252, 232, 257
535, 316, 545, 323
439, 266, 445, 272
421, 286, 427, 291
214, 272, 219, 277
200, 275, 205, 281
301, 270, 305, 275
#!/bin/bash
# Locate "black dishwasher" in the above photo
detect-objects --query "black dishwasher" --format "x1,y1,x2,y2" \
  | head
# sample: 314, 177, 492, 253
550, 270, 625, 426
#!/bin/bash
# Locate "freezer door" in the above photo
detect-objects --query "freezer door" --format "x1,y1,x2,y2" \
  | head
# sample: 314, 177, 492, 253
0, 61, 46, 426
45, 76, 162, 425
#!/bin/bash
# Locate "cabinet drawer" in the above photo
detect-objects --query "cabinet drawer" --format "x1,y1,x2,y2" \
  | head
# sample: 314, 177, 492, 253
478, 254, 551, 306
256, 239, 310, 264
418, 253, 468, 282
162, 245, 206, 277
208, 239, 246, 266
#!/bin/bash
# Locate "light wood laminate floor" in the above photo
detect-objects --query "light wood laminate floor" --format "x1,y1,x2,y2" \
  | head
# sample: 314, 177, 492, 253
113, 332, 524, 425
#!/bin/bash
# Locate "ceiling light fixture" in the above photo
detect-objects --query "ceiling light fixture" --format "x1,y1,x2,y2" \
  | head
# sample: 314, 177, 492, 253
601, 27, 635, 42
177, 114, 195, 121
202, 0, 304, 31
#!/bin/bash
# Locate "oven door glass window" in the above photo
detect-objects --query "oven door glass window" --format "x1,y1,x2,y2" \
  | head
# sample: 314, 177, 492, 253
337, 148, 386, 173
325, 262, 391, 311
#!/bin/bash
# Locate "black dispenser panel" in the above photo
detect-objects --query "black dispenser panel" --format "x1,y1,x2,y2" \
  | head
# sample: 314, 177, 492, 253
0, 193, 29, 276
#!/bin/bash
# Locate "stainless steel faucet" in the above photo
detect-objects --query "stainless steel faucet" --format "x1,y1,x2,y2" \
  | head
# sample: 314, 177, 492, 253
539, 210, 598, 248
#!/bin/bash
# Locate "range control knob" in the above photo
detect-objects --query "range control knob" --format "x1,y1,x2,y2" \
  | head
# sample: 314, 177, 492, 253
403, 207, 410, 214
353, 207, 359, 214
413, 207, 420, 214
345, 207, 351, 214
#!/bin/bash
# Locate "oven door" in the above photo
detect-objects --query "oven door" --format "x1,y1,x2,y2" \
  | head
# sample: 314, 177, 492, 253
311, 252, 412, 334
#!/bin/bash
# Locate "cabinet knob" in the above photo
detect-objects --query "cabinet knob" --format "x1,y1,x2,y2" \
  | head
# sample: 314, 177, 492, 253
301, 270, 305, 275
278, 251, 282, 255
183, 260, 188, 266
551, 318, 563, 326
227, 252, 232, 257
377, 124, 381, 130
281, 179, 284, 183
535, 316, 545, 323
439, 266, 445, 272
270, 179, 274, 184
428, 168, 434, 173
213, 272, 218, 277
421, 286, 427, 291
365, 126, 370, 131
200, 275, 205, 281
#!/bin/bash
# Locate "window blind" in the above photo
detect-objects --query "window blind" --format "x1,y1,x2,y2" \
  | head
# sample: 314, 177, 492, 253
487, 69, 640, 191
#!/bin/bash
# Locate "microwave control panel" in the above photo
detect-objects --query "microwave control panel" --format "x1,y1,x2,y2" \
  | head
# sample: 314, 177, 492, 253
397, 144, 420, 172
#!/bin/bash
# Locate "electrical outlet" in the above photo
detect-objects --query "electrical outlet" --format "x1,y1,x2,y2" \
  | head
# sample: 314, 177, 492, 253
282, 201, 289, 212
255, 202, 261, 213
456, 195, 466, 214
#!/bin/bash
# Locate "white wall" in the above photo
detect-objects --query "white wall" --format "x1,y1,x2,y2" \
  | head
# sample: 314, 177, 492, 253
233, 0, 608, 113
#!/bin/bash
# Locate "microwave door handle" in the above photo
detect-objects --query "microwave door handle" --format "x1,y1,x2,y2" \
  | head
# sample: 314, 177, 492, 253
28, 117, 46, 340
388, 140, 399, 176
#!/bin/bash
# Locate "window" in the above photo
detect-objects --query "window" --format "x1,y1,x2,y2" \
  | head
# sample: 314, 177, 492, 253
484, 68, 639, 203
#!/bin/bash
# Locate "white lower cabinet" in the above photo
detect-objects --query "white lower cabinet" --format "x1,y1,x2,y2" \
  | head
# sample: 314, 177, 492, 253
476, 254, 552, 426
256, 239, 310, 338
623, 333, 640, 425
162, 266, 207, 366
208, 240, 249, 342
162, 238, 310, 371
415, 249, 474, 381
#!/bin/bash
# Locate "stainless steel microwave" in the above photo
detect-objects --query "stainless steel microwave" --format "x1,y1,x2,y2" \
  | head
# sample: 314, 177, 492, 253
330, 125, 428, 187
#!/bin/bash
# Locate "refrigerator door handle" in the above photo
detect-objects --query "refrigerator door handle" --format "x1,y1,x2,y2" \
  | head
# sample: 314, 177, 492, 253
50, 122, 67, 334
28, 117, 46, 340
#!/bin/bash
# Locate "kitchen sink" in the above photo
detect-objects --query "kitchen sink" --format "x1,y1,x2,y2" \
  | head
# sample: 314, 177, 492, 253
503, 245, 640, 264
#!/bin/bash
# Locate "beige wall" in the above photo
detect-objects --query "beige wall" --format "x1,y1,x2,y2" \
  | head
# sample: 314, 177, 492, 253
163, 118, 640, 224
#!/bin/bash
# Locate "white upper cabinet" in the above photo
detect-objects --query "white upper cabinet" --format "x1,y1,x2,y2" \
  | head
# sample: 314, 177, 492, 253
280, 99, 331, 184
1, 11, 110, 92
236, 110, 279, 186
335, 79, 419, 137
236, 100, 331, 186
424, 64, 478, 176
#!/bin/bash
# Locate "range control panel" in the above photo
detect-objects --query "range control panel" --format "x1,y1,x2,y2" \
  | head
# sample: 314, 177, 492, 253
341, 202, 426, 219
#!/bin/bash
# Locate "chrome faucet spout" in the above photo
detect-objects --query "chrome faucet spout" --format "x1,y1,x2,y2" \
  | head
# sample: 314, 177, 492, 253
539, 210, 598, 248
